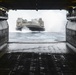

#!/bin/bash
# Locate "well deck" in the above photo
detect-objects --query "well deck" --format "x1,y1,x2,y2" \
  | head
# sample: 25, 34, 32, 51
0, 42, 76, 75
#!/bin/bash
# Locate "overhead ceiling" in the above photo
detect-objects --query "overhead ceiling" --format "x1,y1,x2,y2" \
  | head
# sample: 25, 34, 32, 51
0, 0, 76, 10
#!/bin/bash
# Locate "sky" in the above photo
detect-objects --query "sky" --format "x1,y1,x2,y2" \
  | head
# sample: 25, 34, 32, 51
7, 10, 67, 32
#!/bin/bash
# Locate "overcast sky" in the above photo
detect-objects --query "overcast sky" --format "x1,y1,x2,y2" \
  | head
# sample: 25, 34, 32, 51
7, 10, 67, 32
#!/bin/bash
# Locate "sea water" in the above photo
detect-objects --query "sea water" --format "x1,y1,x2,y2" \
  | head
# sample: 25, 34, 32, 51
9, 31, 65, 42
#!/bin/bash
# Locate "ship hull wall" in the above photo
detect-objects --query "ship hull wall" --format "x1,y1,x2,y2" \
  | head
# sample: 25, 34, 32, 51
0, 20, 8, 50
66, 20, 76, 51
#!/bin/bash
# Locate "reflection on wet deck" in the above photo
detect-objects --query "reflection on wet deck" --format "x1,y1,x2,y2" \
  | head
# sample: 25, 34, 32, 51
0, 42, 76, 75
6, 42, 73, 53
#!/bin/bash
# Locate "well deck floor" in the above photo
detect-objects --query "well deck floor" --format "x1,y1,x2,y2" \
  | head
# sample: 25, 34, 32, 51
0, 42, 76, 75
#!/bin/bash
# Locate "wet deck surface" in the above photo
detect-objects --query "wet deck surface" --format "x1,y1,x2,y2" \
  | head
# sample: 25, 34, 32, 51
0, 42, 76, 75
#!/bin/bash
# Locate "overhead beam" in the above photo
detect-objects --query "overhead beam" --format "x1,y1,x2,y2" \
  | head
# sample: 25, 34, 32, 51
0, 0, 76, 10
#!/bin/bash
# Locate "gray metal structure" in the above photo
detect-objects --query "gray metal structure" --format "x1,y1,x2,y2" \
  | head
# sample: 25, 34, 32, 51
66, 8, 76, 51
0, 8, 8, 50
0, 1, 76, 75
0, 0, 76, 51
